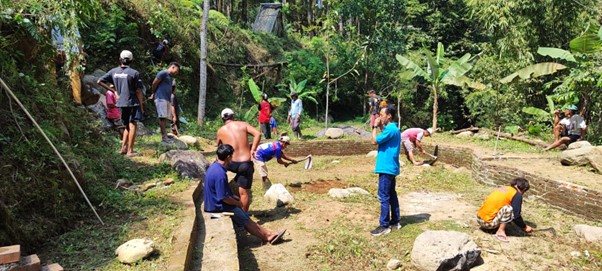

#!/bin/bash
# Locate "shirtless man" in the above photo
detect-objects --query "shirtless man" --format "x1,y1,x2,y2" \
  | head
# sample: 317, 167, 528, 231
216, 108, 261, 212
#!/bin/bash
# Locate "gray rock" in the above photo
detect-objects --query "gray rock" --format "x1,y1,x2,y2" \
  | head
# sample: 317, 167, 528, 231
115, 179, 133, 189
574, 224, 602, 242
456, 131, 474, 138
136, 122, 154, 136
567, 141, 592, 150
366, 150, 378, 157
411, 230, 481, 271
325, 128, 345, 139
473, 133, 491, 140
178, 135, 199, 147
115, 238, 156, 264
316, 126, 371, 138
587, 147, 602, 174
561, 146, 594, 166
91, 69, 107, 78
264, 183, 294, 206
86, 101, 113, 128
328, 187, 370, 199
570, 251, 582, 258
159, 138, 189, 151
158, 150, 210, 179
387, 259, 403, 270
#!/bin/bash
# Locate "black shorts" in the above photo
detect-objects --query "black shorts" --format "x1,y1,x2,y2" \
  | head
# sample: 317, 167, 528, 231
227, 161, 254, 189
565, 134, 581, 145
119, 106, 143, 127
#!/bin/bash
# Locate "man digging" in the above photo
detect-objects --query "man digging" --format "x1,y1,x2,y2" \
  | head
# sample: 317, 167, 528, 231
253, 133, 299, 190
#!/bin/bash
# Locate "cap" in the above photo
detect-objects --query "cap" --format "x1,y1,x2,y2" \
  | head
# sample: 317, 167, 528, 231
426, 128, 433, 135
368, 89, 375, 94
380, 101, 388, 107
279, 135, 291, 144
565, 105, 578, 111
290, 91, 298, 97
120, 50, 133, 60
261, 93, 268, 100
221, 108, 234, 118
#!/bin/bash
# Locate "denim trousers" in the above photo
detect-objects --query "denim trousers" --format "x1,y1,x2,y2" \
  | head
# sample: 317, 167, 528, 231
378, 174, 400, 227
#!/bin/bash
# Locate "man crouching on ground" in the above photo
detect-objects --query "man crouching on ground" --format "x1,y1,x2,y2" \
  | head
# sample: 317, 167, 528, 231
216, 108, 261, 212
204, 144, 286, 245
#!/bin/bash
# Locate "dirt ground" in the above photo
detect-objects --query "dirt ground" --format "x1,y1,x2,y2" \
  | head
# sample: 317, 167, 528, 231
235, 155, 602, 271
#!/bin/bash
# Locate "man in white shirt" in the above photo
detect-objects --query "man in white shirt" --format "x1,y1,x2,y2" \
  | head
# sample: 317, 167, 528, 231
544, 105, 587, 151
287, 92, 303, 139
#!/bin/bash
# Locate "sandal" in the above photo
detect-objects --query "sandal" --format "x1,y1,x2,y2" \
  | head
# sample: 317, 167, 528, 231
126, 152, 141, 157
495, 234, 510, 243
269, 229, 286, 245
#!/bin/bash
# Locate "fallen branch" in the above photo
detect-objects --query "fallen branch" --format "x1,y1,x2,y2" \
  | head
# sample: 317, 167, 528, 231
450, 127, 480, 134
479, 128, 548, 147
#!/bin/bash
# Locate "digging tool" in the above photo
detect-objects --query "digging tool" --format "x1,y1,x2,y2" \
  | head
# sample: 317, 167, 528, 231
423, 145, 439, 165
295, 154, 313, 170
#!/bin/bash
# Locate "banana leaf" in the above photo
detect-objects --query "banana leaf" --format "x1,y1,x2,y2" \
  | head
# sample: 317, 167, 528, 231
396, 54, 429, 80
500, 62, 567, 83
537, 47, 576, 62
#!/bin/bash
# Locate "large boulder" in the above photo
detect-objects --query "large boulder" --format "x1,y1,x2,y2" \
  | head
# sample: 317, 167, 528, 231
178, 135, 200, 148
366, 150, 378, 157
115, 238, 156, 264
136, 122, 154, 136
159, 138, 189, 152
328, 187, 370, 199
264, 183, 294, 207
560, 146, 594, 166
473, 133, 491, 140
587, 147, 602, 174
574, 224, 602, 242
456, 131, 474, 138
325, 128, 345, 139
411, 230, 481, 271
567, 141, 592, 150
158, 150, 210, 179
86, 101, 112, 128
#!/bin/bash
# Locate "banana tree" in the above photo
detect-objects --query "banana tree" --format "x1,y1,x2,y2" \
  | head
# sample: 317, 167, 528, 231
243, 79, 286, 122
396, 42, 485, 130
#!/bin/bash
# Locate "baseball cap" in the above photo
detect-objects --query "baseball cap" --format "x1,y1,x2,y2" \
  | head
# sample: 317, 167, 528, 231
290, 91, 298, 97
120, 50, 133, 60
426, 128, 433, 135
565, 105, 578, 111
368, 89, 375, 94
221, 108, 234, 118
279, 135, 291, 144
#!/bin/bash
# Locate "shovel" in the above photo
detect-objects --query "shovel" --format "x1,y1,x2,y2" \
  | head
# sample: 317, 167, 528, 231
423, 145, 439, 165
296, 154, 313, 170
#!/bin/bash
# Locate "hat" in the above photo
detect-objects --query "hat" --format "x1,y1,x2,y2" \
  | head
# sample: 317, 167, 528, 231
565, 105, 578, 111
120, 50, 133, 60
290, 91, 298, 97
368, 89, 375, 94
261, 93, 268, 100
221, 108, 234, 118
426, 128, 433, 135
279, 135, 291, 144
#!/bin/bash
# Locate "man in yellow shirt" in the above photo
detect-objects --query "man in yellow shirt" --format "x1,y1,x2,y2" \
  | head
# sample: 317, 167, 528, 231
477, 178, 533, 242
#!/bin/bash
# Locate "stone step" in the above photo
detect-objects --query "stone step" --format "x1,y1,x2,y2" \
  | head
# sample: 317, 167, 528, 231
10, 254, 41, 271
41, 263, 63, 271
0, 245, 20, 265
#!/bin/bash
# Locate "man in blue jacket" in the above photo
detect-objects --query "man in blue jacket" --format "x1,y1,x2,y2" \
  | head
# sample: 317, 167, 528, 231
370, 104, 401, 236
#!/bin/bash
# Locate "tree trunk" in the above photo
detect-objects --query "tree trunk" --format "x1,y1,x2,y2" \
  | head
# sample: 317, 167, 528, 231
325, 53, 330, 128
198, 0, 210, 126
432, 85, 438, 130
242, 0, 248, 26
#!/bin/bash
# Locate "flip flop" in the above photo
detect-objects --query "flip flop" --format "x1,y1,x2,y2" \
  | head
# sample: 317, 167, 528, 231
126, 152, 141, 157
269, 229, 287, 245
495, 234, 510, 243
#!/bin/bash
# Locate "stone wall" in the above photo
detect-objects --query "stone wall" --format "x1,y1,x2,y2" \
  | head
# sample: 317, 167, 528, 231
286, 139, 602, 221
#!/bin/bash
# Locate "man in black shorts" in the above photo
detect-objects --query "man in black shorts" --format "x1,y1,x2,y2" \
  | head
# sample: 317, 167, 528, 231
98, 50, 144, 157
544, 105, 587, 151
216, 108, 261, 212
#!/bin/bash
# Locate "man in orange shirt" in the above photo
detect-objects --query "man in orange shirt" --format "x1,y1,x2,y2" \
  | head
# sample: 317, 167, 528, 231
477, 177, 533, 242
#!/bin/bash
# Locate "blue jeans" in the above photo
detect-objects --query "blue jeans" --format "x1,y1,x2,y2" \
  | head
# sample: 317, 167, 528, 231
378, 174, 400, 227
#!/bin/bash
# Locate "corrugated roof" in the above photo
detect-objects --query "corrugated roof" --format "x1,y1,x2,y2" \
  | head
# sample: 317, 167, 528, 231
252, 3, 282, 33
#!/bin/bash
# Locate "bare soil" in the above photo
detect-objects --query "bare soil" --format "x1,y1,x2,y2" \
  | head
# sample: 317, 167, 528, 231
236, 154, 602, 271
